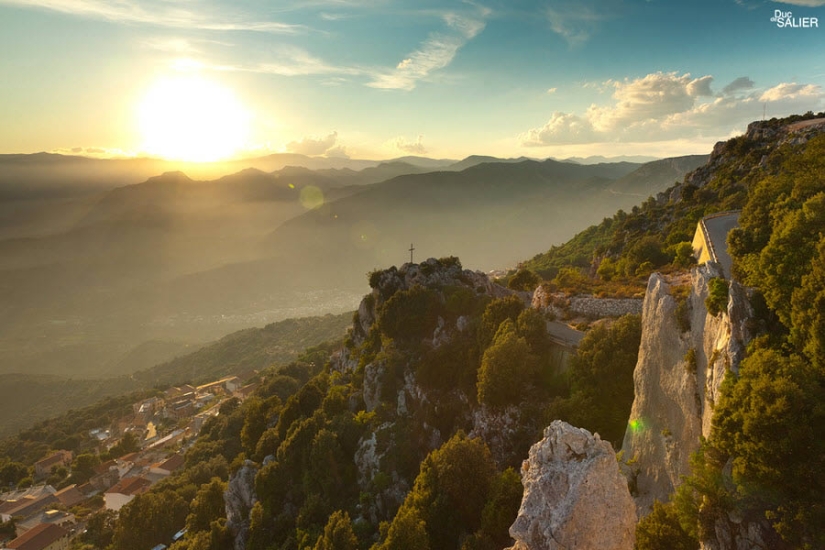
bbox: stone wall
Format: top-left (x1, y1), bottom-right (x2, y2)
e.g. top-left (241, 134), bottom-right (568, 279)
top-left (532, 285), bottom-right (643, 319)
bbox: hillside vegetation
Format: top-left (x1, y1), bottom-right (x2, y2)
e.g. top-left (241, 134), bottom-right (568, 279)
top-left (83, 257), bottom-right (642, 550)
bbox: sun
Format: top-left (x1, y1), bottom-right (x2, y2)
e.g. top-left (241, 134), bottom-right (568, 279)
top-left (137, 75), bottom-right (250, 162)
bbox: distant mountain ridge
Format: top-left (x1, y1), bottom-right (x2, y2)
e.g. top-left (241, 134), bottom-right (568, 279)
top-left (0, 153), bottom-right (701, 385)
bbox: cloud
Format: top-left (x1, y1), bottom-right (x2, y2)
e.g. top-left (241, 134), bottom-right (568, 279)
top-left (141, 38), bottom-right (200, 54)
top-left (286, 132), bottom-right (340, 156)
top-left (367, 8), bottom-right (487, 90)
top-left (547, 87), bottom-right (558, 94)
top-left (324, 145), bottom-right (350, 159)
top-left (518, 72), bottom-right (825, 146)
top-left (736, 0), bottom-right (825, 7)
top-left (198, 47), bottom-right (363, 77)
top-left (545, 0), bottom-right (620, 46)
top-left (759, 82), bottom-right (823, 101)
top-left (0, 0), bottom-right (305, 33)
top-left (772, 0), bottom-right (825, 6)
top-left (586, 72), bottom-right (714, 133)
top-left (722, 76), bottom-right (755, 95)
top-left (53, 146), bottom-right (136, 158)
top-left (391, 135), bottom-right (427, 155)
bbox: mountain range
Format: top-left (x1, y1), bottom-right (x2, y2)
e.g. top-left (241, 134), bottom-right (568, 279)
top-left (0, 152), bottom-right (706, 383)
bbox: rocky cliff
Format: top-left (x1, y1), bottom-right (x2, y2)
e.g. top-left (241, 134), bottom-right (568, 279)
top-left (225, 459), bottom-right (260, 550)
top-left (621, 263), bottom-right (753, 515)
top-left (507, 421), bottom-right (637, 550)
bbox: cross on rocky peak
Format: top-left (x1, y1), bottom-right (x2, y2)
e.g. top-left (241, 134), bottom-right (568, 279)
top-left (409, 243), bottom-right (415, 264)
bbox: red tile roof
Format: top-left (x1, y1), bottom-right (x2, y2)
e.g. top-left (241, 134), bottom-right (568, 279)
top-left (156, 454), bottom-right (185, 473)
top-left (6, 523), bottom-right (68, 550)
top-left (105, 476), bottom-right (151, 497)
top-left (54, 485), bottom-right (85, 507)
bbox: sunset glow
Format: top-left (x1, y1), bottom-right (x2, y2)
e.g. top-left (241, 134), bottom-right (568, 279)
top-left (137, 75), bottom-right (249, 162)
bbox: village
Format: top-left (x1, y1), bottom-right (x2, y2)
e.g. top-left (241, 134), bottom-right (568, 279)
top-left (0, 375), bottom-right (259, 550)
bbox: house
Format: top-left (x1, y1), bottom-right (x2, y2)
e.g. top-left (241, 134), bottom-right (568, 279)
top-left (33, 452), bottom-right (72, 480)
top-left (224, 376), bottom-right (242, 393)
top-left (15, 509), bottom-right (75, 537)
top-left (133, 397), bottom-right (162, 417)
top-left (88, 461), bottom-right (119, 492)
top-left (4, 523), bottom-right (69, 550)
top-left (0, 486), bottom-right (55, 505)
top-left (103, 477), bottom-right (151, 512)
top-left (53, 485), bottom-right (84, 508)
top-left (233, 383), bottom-right (259, 402)
top-left (148, 454), bottom-right (185, 477)
top-left (169, 401), bottom-right (194, 420)
top-left (0, 494), bottom-right (58, 523)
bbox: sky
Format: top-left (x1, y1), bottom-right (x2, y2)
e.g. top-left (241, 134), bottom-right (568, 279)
top-left (1, 0), bottom-right (824, 161)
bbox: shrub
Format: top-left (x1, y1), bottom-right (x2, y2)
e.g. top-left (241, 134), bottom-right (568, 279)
top-left (705, 278), bottom-right (728, 316)
top-left (635, 500), bottom-right (699, 550)
top-left (673, 241), bottom-right (697, 268)
top-left (508, 268), bottom-right (540, 291)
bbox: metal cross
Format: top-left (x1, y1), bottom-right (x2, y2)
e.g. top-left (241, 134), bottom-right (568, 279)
top-left (409, 243), bottom-right (415, 263)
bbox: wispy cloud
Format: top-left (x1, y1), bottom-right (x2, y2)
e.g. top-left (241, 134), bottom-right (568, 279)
top-left (390, 135), bottom-right (427, 154)
top-left (736, 0), bottom-right (825, 7)
top-left (519, 72), bottom-right (825, 146)
top-left (0, 0), bottom-right (306, 33)
top-left (367, 7), bottom-right (489, 91)
top-left (722, 76), bottom-right (755, 95)
top-left (772, 0), bottom-right (825, 6)
top-left (183, 47), bottom-right (363, 77)
top-left (545, 0), bottom-right (620, 46)
top-left (286, 131), bottom-right (341, 156)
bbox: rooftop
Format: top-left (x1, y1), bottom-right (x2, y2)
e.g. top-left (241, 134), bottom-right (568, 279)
top-left (6, 523), bottom-right (68, 550)
top-left (105, 476), bottom-right (151, 497)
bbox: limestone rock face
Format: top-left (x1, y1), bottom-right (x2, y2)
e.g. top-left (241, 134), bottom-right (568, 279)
top-left (225, 459), bottom-right (259, 550)
top-left (508, 421), bottom-right (636, 550)
top-left (621, 264), bottom-right (753, 516)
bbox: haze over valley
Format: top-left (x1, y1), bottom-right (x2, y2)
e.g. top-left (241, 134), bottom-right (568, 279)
top-left (0, 152), bottom-right (706, 382)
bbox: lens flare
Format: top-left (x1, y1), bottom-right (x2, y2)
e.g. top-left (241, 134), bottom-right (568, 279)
top-left (299, 186), bottom-right (324, 209)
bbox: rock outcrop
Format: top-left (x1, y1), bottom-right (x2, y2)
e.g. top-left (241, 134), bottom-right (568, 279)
top-left (225, 459), bottom-right (260, 550)
top-left (332, 257), bottom-right (521, 375)
top-left (621, 263), bottom-right (753, 516)
top-left (508, 421), bottom-right (636, 550)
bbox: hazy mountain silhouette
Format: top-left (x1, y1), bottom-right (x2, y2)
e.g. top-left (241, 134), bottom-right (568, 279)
top-left (0, 155), bottom-right (699, 381)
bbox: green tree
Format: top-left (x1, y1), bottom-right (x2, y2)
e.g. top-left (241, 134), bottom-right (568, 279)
top-left (377, 285), bottom-right (441, 341)
top-left (791, 236), bottom-right (825, 368)
top-left (479, 295), bottom-right (525, 348)
top-left (548, 315), bottom-right (641, 446)
top-left (635, 501), bottom-right (698, 550)
top-left (625, 236), bottom-right (668, 275)
top-left (314, 510), bottom-right (358, 550)
top-left (387, 433), bottom-right (496, 549)
top-left (186, 478), bottom-right (227, 534)
top-left (79, 509), bottom-right (117, 549)
top-left (705, 278), bottom-right (728, 317)
top-left (712, 348), bottom-right (825, 545)
top-left (672, 241), bottom-right (697, 269)
top-left (70, 453), bottom-right (101, 484)
top-left (477, 320), bottom-right (535, 408)
top-left (112, 491), bottom-right (189, 550)
top-left (507, 269), bottom-right (539, 291)
top-left (476, 468), bottom-right (523, 547)
top-left (109, 431), bottom-right (140, 458)
top-left (381, 507), bottom-right (429, 550)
